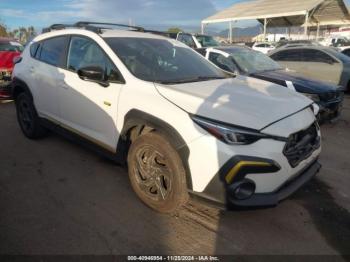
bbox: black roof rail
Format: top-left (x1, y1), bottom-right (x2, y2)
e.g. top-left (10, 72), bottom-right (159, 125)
top-left (42, 21), bottom-right (144, 34)
top-left (75, 21), bottom-right (144, 32)
top-left (42, 24), bottom-right (76, 33)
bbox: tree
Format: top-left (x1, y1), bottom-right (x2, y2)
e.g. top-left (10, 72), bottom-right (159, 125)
top-left (0, 21), bottom-right (8, 37)
top-left (167, 27), bottom-right (183, 33)
top-left (6, 26), bottom-right (37, 43)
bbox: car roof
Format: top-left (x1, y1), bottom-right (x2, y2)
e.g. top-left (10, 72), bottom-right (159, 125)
top-left (35, 28), bottom-right (171, 42)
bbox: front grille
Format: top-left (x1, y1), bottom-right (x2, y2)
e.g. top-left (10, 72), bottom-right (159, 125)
top-left (283, 123), bottom-right (320, 168)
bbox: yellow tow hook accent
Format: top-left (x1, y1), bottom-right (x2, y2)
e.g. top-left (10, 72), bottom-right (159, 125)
top-left (225, 161), bottom-right (272, 184)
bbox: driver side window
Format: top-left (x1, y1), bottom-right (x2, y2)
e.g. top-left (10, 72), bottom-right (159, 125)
top-left (67, 36), bottom-right (122, 82)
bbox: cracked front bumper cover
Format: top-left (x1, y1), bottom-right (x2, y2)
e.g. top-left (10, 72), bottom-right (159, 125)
top-left (0, 81), bottom-right (12, 99)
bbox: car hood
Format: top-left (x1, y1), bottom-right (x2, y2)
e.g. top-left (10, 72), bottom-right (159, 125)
top-left (155, 75), bottom-right (312, 130)
top-left (0, 51), bottom-right (21, 70)
top-left (250, 69), bottom-right (339, 93)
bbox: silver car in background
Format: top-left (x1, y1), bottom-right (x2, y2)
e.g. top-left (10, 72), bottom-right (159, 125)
top-left (269, 46), bottom-right (350, 91)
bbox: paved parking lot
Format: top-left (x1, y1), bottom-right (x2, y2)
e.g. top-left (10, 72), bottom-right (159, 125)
top-left (0, 97), bottom-right (350, 256)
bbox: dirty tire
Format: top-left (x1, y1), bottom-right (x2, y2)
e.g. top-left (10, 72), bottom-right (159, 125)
top-left (127, 132), bottom-right (189, 213)
top-left (16, 92), bottom-right (48, 139)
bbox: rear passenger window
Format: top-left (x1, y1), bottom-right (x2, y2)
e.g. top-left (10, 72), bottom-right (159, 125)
top-left (39, 36), bottom-right (68, 67)
top-left (271, 50), bottom-right (302, 62)
top-left (301, 49), bottom-right (336, 64)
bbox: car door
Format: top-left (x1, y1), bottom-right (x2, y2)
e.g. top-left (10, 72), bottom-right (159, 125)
top-left (58, 35), bottom-right (125, 152)
top-left (29, 36), bottom-right (69, 121)
top-left (300, 49), bottom-right (342, 85)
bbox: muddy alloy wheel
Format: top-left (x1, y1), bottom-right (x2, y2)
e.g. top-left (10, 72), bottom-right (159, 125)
top-left (134, 145), bottom-right (172, 201)
top-left (16, 92), bottom-right (48, 139)
top-left (127, 132), bottom-right (188, 213)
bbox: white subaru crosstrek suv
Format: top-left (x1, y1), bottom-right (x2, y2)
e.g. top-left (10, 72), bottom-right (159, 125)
top-left (11, 22), bottom-right (321, 213)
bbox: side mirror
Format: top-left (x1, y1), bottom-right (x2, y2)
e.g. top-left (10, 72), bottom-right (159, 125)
top-left (77, 66), bottom-right (109, 87)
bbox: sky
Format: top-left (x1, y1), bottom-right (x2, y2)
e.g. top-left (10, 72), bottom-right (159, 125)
top-left (0, 0), bottom-right (258, 31)
top-left (1, 0), bottom-right (350, 31)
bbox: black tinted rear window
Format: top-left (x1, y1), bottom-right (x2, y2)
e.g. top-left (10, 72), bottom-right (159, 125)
top-left (271, 49), bottom-right (302, 61)
top-left (39, 36), bottom-right (68, 67)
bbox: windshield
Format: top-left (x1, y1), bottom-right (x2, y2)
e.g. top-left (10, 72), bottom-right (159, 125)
top-left (195, 35), bottom-right (219, 47)
top-left (0, 42), bottom-right (23, 52)
top-left (230, 48), bottom-right (283, 74)
top-left (106, 37), bottom-right (228, 84)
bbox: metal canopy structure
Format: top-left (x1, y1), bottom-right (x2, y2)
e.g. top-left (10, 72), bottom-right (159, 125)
top-left (202, 0), bottom-right (350, 42)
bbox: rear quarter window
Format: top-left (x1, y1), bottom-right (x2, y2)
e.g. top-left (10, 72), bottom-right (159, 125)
top-left (30, 42), bottom-right (40, 57)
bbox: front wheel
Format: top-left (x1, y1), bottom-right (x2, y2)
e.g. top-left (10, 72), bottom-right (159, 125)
top-left (127, 132), bottom-right (189, 213)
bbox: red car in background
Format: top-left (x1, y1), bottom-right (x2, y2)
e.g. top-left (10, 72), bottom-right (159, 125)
top-left (0, 37), bottom-right (23, 99)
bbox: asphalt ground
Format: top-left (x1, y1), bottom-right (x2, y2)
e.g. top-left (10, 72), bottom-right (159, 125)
top-left (0, 97), bottom-right (349, 258)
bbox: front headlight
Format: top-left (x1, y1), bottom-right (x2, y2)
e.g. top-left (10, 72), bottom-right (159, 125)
top-left (191, 115), bottom-right (283, 145)
top-left (302, 93), bottom-right (320, 102)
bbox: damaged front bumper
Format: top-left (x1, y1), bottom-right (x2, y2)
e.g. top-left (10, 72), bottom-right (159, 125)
top-left (0, 71), bottom-right (12, 100)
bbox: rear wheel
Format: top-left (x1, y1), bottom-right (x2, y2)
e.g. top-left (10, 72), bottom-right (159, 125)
top-left (127, 132), bottom-right (188, 213)
top-left (16, 92), bottom-right (48, 139)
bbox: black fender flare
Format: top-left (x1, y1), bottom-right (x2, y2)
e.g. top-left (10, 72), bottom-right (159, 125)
top-left (11, 77), bottom-right (33, 100)
top-left (117, 109), bottom-right (193, 190)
